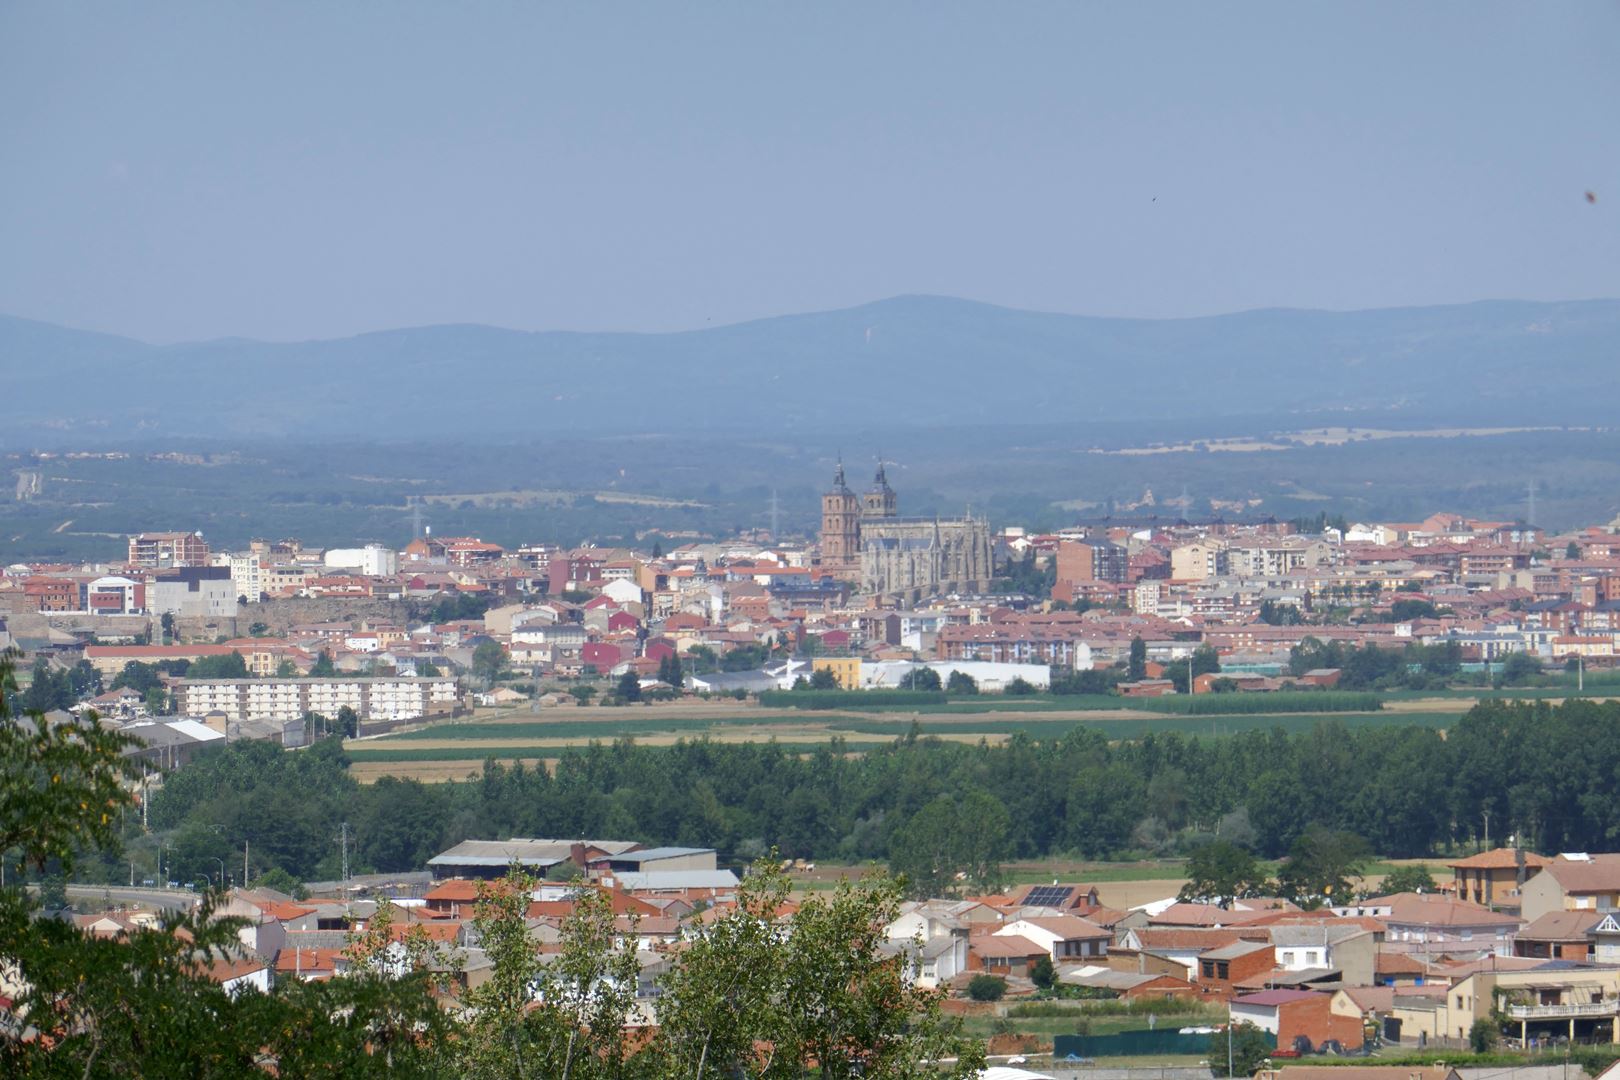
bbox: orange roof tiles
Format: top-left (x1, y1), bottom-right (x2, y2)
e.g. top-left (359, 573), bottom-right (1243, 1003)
top-left (1448, 847), bottom-right (1551, 871)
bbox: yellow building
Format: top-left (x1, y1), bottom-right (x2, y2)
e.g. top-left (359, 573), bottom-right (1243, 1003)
top-left (1390, 967), bottom-right (1620, 1046)
top-left (811, 657), bottom-right (862, 690)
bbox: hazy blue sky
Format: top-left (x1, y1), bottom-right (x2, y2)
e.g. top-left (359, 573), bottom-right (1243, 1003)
top-left (2, 3), bottom-right (1616, 343)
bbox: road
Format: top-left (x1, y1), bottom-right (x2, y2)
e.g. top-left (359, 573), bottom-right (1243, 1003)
top-left (64, 883), bottom-right (201, 911)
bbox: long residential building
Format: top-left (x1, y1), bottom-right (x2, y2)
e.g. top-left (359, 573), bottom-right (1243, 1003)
top-left (174, 677), bottom-right (460, 724)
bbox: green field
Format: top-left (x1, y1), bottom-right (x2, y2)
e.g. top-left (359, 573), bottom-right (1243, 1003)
top-left (386, 717), bottom-right (792, 741)
top-left (345, 742), bottom-right (848, 763)
top-left (368, 709), bottom-right (1465, 751)
top-left (831, 711), bottom-right (1462, 740)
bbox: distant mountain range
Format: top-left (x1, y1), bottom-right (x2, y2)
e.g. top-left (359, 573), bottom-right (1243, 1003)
top-left (4, 295), bottom-right (1618, 443)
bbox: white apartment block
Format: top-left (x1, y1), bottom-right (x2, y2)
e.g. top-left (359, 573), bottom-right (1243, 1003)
top-left (176, 677), bottom-right (460, 724)
top-left (215, 552), bottom-right (265, 602)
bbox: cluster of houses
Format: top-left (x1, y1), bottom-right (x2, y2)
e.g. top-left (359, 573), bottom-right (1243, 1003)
top-left (890, 847), bottom-right (1620, 1055)
top-left (35, 843), bottom-right (1620, 1064)
top-left (34, 838), bottom-right (746, 1010)
top-left (5, 509), bottom-right (1620, 759)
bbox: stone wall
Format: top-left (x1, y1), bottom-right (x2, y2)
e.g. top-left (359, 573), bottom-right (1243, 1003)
top-left (231, 596), bottom-right (420, 636)
top-left (4, 611), bottom-right (153, 644)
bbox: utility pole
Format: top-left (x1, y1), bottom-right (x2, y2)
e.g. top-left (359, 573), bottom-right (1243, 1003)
top-left (340, 822), bottom-right (350, 890)
top-left (1483, 809), bottom-right (1491, 852)
top-left (243, 840), bottom-right (249, 889)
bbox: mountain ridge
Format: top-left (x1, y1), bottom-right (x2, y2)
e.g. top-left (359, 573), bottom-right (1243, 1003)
top-left (4, 295), bottom-right (1619, 443)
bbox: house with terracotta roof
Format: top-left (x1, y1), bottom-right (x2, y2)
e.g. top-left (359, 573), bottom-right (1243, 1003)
top-left (1194, 940), bottom-right (1276, 999)
top-left (275, 942), bottom-right (346, 981)
top-left (1148, 901), bottom-right (1272, 929)
top-left (1361, 893), bottom-right (1522, 958)
top-left (968, 932), bottom-right (1048, 978)
top-left (1521, 854), bottom-right (1620, 922)
top-left (1117, 928), bottom-right (1246, 978)
top-left (1514, 910), bottom-right (1604, 961)
top-left (1373, 950), bottom-right (1430, 986)
top-left (201, 953), bottom-right (273, 996)
top-left (995, 915), bottom-right (1109, 963)
top-left (1449, 847), bottom-right (1548, 908)
top-left (1391, 962), bottom-right (1620, 1047)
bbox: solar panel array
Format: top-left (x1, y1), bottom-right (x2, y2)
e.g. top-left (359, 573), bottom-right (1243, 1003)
top-left (1022, 885), bottom-right (1073, 908)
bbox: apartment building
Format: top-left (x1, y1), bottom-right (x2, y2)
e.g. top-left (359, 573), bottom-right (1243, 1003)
top-left (174, 676), bottom-right (460, 724)
top-left (128, 531), bottom-right (210, 569)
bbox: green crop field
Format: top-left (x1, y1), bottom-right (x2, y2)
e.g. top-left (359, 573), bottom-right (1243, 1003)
top-left (371, 708), bottom-right (1464, 750)
top-left (345, 742), bottom-right (845, 763)
top-left (387, 717), bottom-right (792, 741)
top-left (830, 711), bottom-right (1462, 740)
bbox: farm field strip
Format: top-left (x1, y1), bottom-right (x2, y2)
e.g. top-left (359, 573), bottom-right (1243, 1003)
top-left (360, 709), bottom-right (1466, 749)
top-left (345, 740), bottom-right (862, 762)
top-left (346, 698), bottom-right (1477, 784)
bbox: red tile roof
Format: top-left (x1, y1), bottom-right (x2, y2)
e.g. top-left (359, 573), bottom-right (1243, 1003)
top-left (1448, 848), bottom-right (1551, 871)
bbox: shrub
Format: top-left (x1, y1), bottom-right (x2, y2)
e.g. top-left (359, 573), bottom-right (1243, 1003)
top-left (967, 974), bottom-right (1007, 1002)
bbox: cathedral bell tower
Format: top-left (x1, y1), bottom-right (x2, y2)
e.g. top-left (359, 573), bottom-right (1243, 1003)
top-left (820, 459), bottom-right (861, 579)
top-left (863, 459), bottom-right (897, 519)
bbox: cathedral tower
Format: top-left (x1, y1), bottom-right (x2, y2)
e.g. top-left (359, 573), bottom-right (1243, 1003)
top-left (862, 459), bottom-right (897, 519)
top-left (820, 459), bottom-right (861, 579)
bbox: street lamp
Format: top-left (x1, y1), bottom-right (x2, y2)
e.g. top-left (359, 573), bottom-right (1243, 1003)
top-left (211, 857), bottom-right (226, 891)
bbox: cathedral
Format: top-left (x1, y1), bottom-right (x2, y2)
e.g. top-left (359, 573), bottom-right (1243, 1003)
top-left (819, 459), bottom-right (993, 601)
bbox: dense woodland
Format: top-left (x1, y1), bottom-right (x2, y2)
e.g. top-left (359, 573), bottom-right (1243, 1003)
top-left (121, 699), bottom-right (1620, 892)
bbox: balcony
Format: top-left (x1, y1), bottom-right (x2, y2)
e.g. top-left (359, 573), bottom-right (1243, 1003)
top-left (1505, 1001), bottom-right (1620, 1020)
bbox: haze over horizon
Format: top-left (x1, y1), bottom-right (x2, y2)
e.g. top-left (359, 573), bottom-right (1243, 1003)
top-left (3, 2), bottom-right (1617, 345)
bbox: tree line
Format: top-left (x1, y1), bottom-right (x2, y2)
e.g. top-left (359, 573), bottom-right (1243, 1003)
top-left (122, 698), bottom-right (1620, 895)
